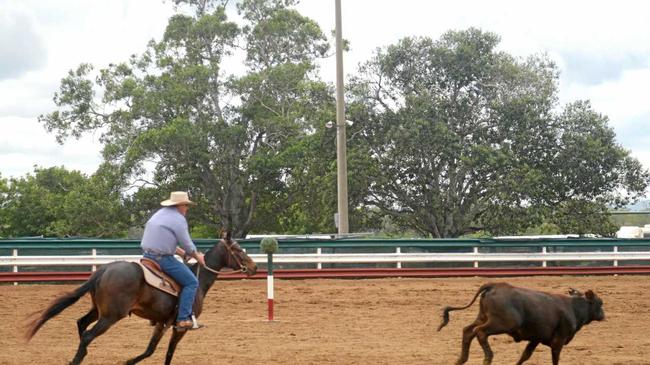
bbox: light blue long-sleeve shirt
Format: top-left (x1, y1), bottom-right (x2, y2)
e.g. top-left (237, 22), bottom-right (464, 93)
top-left (140, 207), bottom-right (197, 256)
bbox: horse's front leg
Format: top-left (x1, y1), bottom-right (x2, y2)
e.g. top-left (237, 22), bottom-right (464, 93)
top-left (164, 328), bottom-right (188, 365)
top-left (125, 322), bottom-right (168, 365)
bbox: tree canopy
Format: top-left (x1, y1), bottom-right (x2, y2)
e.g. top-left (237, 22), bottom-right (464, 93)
top-left (348, 28), bottom-right (649, 237)
top-left (4, 5), bottom-right (644, 239)
top-left (37, 0), bottom-right (339, 237)
top-left (0, 166), bottom-right (128, 237)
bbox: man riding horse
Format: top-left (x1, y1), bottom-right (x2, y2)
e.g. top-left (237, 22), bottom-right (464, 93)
top-left (141, 191), bottom-right (206, 330)
top-left (26, 190), bottom-right (258, 364)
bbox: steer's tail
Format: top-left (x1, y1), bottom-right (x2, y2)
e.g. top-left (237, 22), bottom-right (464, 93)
top-left (25, 267), bottom-right (104, 340)
top-left (437, 283), bottom-right (494, 331)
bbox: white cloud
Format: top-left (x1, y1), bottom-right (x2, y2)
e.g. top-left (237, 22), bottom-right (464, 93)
top-left (0, 75), bottom-right (58, 117)
top-left (0, 0), bottom-right (174, 178)
top-left (560, 69), bottom-right (650, 126)
top-left (0, 4), bottom-right (47, 80)
top-left (0, 117), bottom-right (102, 178)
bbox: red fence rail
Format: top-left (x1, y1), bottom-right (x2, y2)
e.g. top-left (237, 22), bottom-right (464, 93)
top-left (3, 265), bottom-right (650, 283)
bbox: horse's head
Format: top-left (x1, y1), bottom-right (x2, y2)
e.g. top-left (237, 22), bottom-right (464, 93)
top-left (206, 239), bottom-right (257, 276)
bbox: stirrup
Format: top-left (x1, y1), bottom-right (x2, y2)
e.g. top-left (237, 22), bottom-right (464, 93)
top-left (174, 321), bottom-right (204, 331)
top-left (174, 316), bottom-right (204, 331)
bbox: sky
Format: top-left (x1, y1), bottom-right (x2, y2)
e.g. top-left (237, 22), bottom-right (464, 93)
top-left (1, 0), bottom-right (649, 187)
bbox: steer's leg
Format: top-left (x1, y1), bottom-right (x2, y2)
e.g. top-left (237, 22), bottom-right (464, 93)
top-left (473, 319), bottom-right (514, 365)
top-left (474, 329), bottom-right (493, 365)
top-left (551, 347), bottom-right (562, 365)
top-left (516, 341), bottom-right (539, 365)
top-left (550, 337), bottom-right (564, 365)
top-left (456, 315), bottom-right (484, 365)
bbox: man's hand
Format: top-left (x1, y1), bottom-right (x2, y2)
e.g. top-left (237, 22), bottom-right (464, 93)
top-left (194, 252), bottom-right (206, 267)
top-left (175, 247), bottom-right (186, 257)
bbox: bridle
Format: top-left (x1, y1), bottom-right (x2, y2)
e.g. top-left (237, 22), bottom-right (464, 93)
top-left (199, 239), bottom-right (248, 276)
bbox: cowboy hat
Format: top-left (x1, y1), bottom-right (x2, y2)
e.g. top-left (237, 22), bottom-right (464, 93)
top-left (160, 191), bottom-right (196, 206)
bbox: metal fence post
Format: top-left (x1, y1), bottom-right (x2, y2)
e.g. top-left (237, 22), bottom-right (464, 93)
top-left (613, 246), bottom-right (618, 267)
top-left (542, 246), bottom-right (547, 268)
top-left (473, 246), bottom-right (479, 268)
top-left (396, 247), bottom-right (402, 269)
top-left (92, 249), bottom-right (97, 272)
top-left (317, 247), bottom-right (322, 269)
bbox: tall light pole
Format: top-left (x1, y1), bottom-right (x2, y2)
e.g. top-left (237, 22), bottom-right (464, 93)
top-left (334, 0), bottom-right (349, 234)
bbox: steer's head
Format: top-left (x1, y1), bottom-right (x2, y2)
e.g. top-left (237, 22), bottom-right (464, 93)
top-left (584, 290), bottom-right (605, 322)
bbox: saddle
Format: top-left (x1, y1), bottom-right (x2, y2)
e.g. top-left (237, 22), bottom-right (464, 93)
top-left (138, 258), bottom-right (181, 297)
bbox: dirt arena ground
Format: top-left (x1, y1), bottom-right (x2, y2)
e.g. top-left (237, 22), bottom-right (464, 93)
top-left (1, 275), bottom-right (649, 364)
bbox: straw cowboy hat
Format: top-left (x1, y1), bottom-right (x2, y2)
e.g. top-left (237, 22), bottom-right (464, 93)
top-left (160, 191), bottom-right (195, 206)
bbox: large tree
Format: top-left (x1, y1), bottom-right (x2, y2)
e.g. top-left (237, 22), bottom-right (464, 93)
top-left (38, 0), bottom-right (335, 237)
top-left (349, 28), bottom-right (649, 237)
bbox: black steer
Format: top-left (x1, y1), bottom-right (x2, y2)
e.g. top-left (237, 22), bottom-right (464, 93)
top-left (437, 283), bottom-right (605, 365)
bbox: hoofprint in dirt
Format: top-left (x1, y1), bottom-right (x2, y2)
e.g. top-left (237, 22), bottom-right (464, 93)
top-left (1, 275), bottom-right (648, 364)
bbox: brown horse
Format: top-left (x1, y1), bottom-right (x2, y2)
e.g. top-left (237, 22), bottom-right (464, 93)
top-left (26, 240), bottom-right (258, 365)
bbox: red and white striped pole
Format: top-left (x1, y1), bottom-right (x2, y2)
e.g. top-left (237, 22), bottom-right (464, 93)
top-left (260, 237), bottom-right (278, 322)
top-left (267, 251), bottom-right (274, 321)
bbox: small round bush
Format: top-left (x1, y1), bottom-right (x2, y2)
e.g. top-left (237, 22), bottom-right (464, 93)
top-left (260, 237), bottom-right (279, 254)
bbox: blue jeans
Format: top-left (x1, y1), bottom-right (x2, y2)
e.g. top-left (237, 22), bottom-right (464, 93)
top-left (144, 253), bottom-right (198, 322)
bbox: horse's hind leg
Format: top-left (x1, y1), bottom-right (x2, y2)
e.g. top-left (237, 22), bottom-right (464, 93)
top-left (126, 323), bottom-right (168, 365)
top-left (76, 307), bottom-right (98, 338)
top-left (69, 317), bottom-right (116, 365)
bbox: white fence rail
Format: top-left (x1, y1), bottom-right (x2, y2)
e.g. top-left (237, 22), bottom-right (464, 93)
top-left (2, 250), bottom-right (650, 270)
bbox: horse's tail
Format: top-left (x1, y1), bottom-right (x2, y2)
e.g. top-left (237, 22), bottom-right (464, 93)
top-left (25, 267), bottom-right (104, 340)
top-left (437, 283), bottom-right (494, 332)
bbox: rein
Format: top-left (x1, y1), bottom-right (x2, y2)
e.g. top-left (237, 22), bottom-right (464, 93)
top-left (195, 239), bottom-right (247, 279)
top-left (200, 263), bottom-right (244, 275)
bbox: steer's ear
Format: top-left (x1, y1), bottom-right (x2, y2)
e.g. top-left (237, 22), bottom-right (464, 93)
top-left (585, 290), bottom-right (595, 300)
top-left (568, 288), bottom-right (582, 296)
